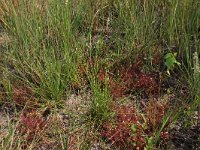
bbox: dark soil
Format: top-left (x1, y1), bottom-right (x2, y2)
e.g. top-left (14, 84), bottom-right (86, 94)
top-left (170, 125), bottom-right (200, 150)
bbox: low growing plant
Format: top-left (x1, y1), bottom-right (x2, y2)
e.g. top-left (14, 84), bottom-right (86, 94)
top-left (101, 99), bottom-right (170, 150)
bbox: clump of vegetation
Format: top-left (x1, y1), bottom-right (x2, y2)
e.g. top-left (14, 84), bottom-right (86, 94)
top-left (101, 100), bottom-right (170, 150)
top-left (17, 110), bottom-right (47, 144)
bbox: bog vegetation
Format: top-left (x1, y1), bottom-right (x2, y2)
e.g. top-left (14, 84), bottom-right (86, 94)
top-left (0, 0), bottom-right (200, 149)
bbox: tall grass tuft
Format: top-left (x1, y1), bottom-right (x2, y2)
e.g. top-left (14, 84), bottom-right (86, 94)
top-left (1, 0), bottom-right (79, 101)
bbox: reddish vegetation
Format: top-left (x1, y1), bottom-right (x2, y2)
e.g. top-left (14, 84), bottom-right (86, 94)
top-left (101, 100), bottom-right (170, 150)
top-left (17, 111), bottom-right (46, 142)
top-left (99, 62), bottom-right (159, 99)
top-left (145, 100), bottom-right (168, 131)
top-left (101, 106), bottom-right (144, 149)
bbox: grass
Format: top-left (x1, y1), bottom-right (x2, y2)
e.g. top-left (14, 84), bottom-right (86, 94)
top-left (0, 0), bottom-right (200, 149)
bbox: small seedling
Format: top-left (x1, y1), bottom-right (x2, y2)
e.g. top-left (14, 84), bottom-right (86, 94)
top-left (164, 52), bottom-right (181, 75)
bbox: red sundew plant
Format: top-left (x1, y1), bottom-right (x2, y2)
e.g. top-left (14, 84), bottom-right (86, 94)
top-left (145, 100), bottom-right (167, 131)
top-left (144, 100), bottom-right (170, 148)
top-left (98, 63), bottom-right (159, 99)
top-left (101, 101), bottom-right (170, 150)
top-left (17, 111), bottom-right (46, 142)
top-left (101, 106), bottom-right (145, 149)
